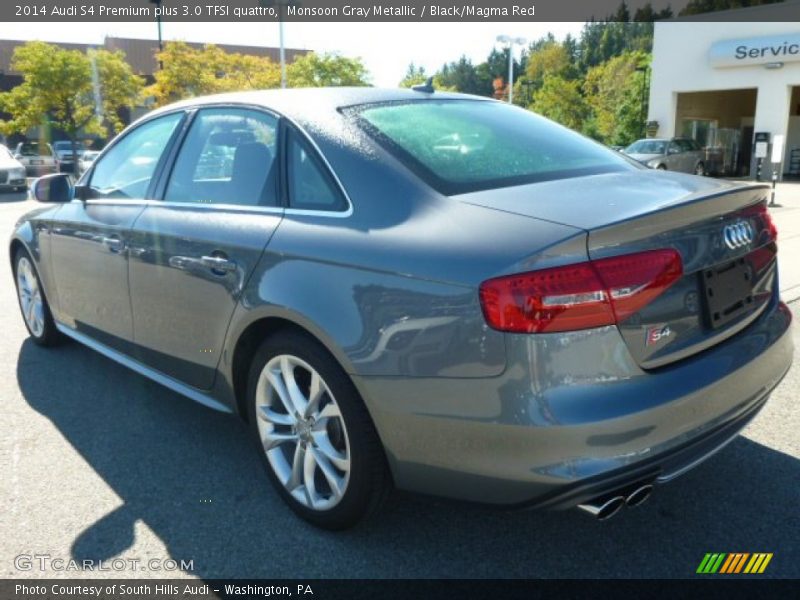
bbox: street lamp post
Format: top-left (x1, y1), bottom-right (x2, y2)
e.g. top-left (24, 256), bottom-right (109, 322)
top-left (148, 0), bottom-right (164, 69)
top-left (496, 35), bottom-right (526, 104)
top-left (635, 65), bottom-right (650, 139)
top-left (261, 0), bottom-right (298, 89)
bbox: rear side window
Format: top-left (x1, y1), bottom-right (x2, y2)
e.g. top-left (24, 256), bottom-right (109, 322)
top-left (286, 129), bottom-right (347, 211)
top-left (164, 108), bottom-right (279, 207)
top-left (352, 100), bottom-right (633, 195)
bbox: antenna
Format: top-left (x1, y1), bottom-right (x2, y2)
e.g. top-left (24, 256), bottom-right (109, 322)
top-left (411, 77), bottom-right (435, 94)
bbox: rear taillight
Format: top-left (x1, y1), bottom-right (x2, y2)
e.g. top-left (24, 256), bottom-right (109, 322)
top-left (762, 206), bottom-right (778, 242)
top-left (479, 249), bottom-right (683, 333)
top-left (741, 201), bottom-right (778, 242)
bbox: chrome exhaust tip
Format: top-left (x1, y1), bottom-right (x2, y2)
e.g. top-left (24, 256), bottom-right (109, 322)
top-left (577, 495), bottom-right (626, 521)
top-left (625, 484), bottom-right (654, 507)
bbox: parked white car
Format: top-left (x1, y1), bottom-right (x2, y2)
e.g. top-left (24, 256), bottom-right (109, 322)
top-left (78, 150), bottom-right (101, 175)
top-left (0, 145), bottom-right (27, 193)
top-left (13, 141), bottom-right (58, 177)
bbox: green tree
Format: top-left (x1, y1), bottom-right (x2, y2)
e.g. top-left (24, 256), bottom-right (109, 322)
top-left (146, 42), bottom-right (229, 106)
top-left (91, 49), bottom-right (146, 135)
top-left (287, 52), bottom-right (370, 87)
top-left (436, 56), bottom-right (486, 95)
top-left (218, 52), bottom-right (281, 92)
top-left (0, 41), bottom-right (142, 167)
top-left (399, 63), bottom-right (428, 87)
top-left (583, 51), bottom-right (649, 144)
top-left (146, 42), bottom-right (282, 106)
top-left (530, 75), bottom-right (588, 131)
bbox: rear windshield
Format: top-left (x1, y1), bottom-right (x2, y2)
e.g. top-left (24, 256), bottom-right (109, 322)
top-left (54, 141), bottom-right (85, 151)
top-left (351, 100), bottom-right (634, 195)
top-left (626, 140), bottom-right (667, 154)
top-left (18, 142), bottom-right (52, 157)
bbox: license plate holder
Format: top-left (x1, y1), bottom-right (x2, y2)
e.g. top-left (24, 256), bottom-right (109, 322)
top-left (702, 258), bottom-right (754, 329)
top-left (30, 160), bottom-right (42, 165)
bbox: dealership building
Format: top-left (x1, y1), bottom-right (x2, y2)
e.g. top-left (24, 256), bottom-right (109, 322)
top-left (647, 3), bottom-right (800, 180)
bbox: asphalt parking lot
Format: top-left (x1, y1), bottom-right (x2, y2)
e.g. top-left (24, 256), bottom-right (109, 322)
top-left (1, 188), bottom-right (798, 580)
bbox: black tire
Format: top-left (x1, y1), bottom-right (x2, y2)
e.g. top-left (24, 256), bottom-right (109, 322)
top-left (13, 248), bottom-right (64, 347)
top-left (694, 162), bottom-right (705, 176)
top-left (656, 164), bottom-right (667, 170)
top-left (246, 330), bottom-right (391, 530)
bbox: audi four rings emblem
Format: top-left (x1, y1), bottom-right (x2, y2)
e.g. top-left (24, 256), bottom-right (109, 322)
top-left (723, 220), bottom-right (754, 249)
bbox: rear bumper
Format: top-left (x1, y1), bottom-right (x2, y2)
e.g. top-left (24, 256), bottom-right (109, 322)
top-left (354, 299), bottom-right (793, 506)
top-left (24, 165), bottom-right (57, 176)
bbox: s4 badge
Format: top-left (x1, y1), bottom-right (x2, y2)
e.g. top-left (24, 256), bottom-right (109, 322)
top-left (646, 325), bottom-right (672, 347)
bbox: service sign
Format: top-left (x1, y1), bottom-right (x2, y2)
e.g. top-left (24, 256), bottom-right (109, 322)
top-left (709, 33), bottom-right (800, 68)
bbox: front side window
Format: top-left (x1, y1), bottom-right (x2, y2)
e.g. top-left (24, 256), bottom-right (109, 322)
top-left (353, 100), bottom-right (633, 195)
top-left (287, 129), bottom-right (346, 211)
top-left (89, 112), bottom-right (183, 199)
top-left (164, 108), bottom-right (279, 207)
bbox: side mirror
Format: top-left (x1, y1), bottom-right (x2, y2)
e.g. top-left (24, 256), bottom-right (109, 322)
top-left (31, 173), bottom-right (73, 203)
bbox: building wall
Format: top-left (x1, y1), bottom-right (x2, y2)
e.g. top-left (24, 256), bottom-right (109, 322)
top-left (649, 21), bottom-right (800, 177)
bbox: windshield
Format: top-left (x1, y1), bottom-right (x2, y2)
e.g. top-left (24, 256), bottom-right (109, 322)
top-left (0, 145), bottom-right (12, 160)
top-left (54, 141), bottom-right (85, 151)
top-left (352, 100), bottom-right (634, 195)
top-left (625, 140), bottom-right (667, 155)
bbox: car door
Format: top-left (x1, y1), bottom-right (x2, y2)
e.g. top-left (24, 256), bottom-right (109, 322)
top-left (665, 141), bottom-right (683, 170)
top-left (49, 111), bottom-right (185, 351)
top-left (127, 106), bottom-right (284, 390)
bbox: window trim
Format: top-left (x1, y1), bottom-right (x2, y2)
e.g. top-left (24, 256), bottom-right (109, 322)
top-left (84, 101), bottom-right (354, 217)
top-left (284, 123), bottom-right (349, 213)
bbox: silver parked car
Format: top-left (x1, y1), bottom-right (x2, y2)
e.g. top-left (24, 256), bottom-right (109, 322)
top-left (624, 137), bottom-right (706, 175)
top-left (77, 150), bottom-right (101, 176)
top-left (14, 141), bottom-right (59, 177)
top-left (52, 140), bottom-right (88, 174)
top-left (0, 144), bottom-right (27, 193)
top-left (10, 89), bottom-right (792, 529)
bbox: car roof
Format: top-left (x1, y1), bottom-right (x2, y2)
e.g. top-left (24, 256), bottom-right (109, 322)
top-left (143, 87), bottom-right (490, 127)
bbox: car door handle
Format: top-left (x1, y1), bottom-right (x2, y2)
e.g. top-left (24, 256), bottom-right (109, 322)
top-left (102, 236), bottom-right (125, 253)
top-left (200, 255), bottom-right (237, 273)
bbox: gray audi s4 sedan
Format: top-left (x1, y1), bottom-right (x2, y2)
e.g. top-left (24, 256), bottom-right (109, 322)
top-left (10, 88), bottom-right (793, 529)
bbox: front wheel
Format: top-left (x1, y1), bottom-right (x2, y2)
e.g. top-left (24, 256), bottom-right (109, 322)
top-left (694, 162), bottom-right (705, 176)
top-left (656, 164), bottom-right (667, 170)
top-left (246, 331), bottom-right (390, 529)
top-left (14, 249), bottom-right (63, 346)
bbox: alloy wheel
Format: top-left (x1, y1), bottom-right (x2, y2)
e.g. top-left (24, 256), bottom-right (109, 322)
top-left (17, 257), bottom-right (45, 338)
top-left (254, 354), bottom-right (351, 511)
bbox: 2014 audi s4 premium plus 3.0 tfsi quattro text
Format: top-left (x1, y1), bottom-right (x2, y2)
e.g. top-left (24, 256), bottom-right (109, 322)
top-left (10, 88), bottom-right (793, 529)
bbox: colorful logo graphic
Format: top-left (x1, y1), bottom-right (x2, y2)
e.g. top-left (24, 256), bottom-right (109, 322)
top-left (696, 553), bottom-right (773, 574)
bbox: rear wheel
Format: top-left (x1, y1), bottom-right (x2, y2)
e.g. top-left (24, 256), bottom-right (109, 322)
top-left (656, 164), bottom-right (667, 170)
top-left (694, 162), bottom-right (705, 176)
top-left (14, 249), bottom-right (63, 346)
top-left (246, 331), bottom-right (390, 529)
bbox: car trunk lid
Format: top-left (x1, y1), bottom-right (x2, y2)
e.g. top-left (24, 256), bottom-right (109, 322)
top-left (460, 171), bottom-right (777, 368)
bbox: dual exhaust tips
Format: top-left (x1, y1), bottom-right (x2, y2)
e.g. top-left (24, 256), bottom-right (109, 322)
top-left (577, 483), bottom-right (654, 521)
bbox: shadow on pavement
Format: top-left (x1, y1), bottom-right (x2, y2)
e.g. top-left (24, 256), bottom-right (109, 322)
top-left (16, 338), bottom-right (800, 578)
